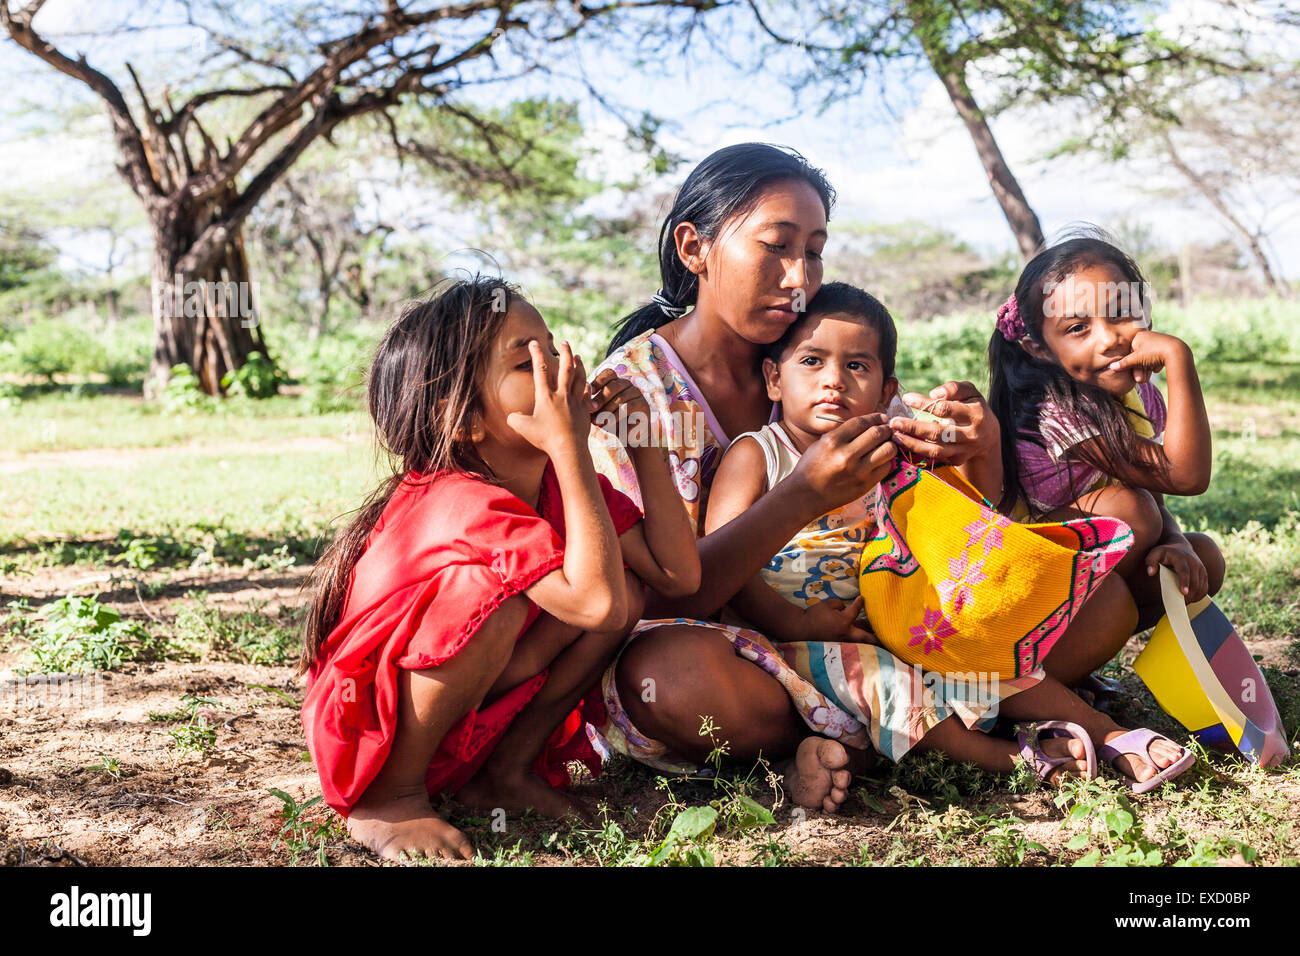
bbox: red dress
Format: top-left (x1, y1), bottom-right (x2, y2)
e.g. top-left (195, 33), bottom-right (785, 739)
top-left (301, 462), bottom-right (642, 816)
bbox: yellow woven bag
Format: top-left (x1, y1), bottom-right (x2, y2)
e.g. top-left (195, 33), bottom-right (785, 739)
top-left (858, 460), bottom-right (1133, 679)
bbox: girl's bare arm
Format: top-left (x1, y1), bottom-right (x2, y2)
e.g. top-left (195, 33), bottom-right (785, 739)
top-left (616, 443), bottom-right (700, 598)
top-left (1082, 332), bottom-right (1212, 496)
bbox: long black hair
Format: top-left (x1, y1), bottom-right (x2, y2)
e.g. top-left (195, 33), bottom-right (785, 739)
top-left (607, 142), bottom-right (835, 355)
top-left (988, 232), bottom-right (1157, 517)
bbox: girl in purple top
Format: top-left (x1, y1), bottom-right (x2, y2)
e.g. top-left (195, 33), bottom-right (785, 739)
top-left (987, 233), bottom-right (1226, 633)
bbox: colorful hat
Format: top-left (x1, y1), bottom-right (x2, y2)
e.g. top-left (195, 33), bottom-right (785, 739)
top-left (1134, 566), bottom-right (1289, 767)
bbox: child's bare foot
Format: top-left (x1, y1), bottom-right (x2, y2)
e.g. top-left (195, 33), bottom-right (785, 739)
top-left (346, 786), bottom-right (474, 862)
top-left (1102, 729), bottom-right (1186, 784)
top-left (457, 765), bottom-right (592, 824)
top-left (780, 737), bottom-right (856, 813)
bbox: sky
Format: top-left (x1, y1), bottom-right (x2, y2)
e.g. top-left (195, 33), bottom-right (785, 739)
top-left (1, 0), bottom-right (1295, 284)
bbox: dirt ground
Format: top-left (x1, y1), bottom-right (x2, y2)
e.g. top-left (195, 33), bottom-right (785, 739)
top-left (2, 562), bottom-right (1297, 867)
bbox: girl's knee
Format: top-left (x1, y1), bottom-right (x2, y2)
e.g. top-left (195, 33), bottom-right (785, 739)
top-left (1186, 532), bottom-right (1226, 596)
top-left (1101, 486), bottom-right (1162, 552)
top-left (474, 594), bottom-right (531, 656)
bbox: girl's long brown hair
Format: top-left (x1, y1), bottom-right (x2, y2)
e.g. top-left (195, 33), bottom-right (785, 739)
top-left (298, 275), bottom-right (517, 674)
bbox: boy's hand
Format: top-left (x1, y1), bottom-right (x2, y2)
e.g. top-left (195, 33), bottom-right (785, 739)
top-left (588, 368), bottom-right (650, 432)
top-left (506, 341), bottom-right (592, 456)
top-left (1109, 330), bottom-right (1191, 384)
top-left (800, 596), bottom-right (877, 643)
top-left (1146, 540), bottom-right (1209, 602)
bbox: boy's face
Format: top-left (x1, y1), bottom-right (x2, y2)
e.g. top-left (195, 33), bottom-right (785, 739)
top-left (762, 312), bottom-right (897, 436)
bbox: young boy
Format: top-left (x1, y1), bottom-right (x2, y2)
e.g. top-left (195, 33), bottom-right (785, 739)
top-left (705, 282), bottom-right (899, 642)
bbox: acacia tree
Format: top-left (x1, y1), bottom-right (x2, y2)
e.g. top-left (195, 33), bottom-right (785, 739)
top-left (1044, 3), bottom-right (1299, 292)
top-left (2, 0), bottom-right (716, 395)
top-left (745, 0), bottom-right (1239, 261)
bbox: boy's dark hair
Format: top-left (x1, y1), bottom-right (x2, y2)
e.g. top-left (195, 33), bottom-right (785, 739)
top-left (299, 274), bottom-right (518, 673)
top-left (764, 282), bottom-right (898, 380)
top-left (608, 142), bottom-right (836, 355)
top-left (987, 227), bottom-right (1157, 517)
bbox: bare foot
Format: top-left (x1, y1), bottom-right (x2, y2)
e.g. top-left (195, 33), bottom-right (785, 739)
top-left (780, 737), bottom-right (856, 813)
top-left (346, 786), bottom-right (474, 862)
top-left (1103, 730), bottom-right (1186, 784)
top-left (456, 766), bottom-right (592, 824)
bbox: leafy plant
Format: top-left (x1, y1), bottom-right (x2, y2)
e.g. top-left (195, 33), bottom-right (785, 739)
top-left (172, 592), bottom-right (302, 665)
top-left (268, 789), bottom-right (338, 866)
top-left (22, 595), bottom-right (155, 673)
top-left (160, 364), bottom-right (215, 413)
top-left (221, 351), bottom-right (285, 399)
top-left (1055, 777), bottom-right (1164, 866)
top-left (150, 693), bottom-right (221, 755)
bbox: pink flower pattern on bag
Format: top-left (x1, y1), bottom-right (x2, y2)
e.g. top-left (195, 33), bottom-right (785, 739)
top-left (908, 606), bottom-right (956, 655)
top-left (963, 505), bottom-right (1011, 557)
top-left (936, 552), bottom-right (987, 614)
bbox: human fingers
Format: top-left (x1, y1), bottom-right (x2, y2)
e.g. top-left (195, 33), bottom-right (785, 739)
top-left (822, 413), bottom-right (880, 446)
top-left (842, 416), bottom-right (892, 457)
top-left (590, 378), bottom-right (640, 416)
top-left (589, 367), bottom-right (618, 390)
top-left (1163, 551), bottom-right (1193, 596)
top-left (861, 439), bottom-right (898, 480)
top-left (556, 341), bottom-right (573, 395)
top-left (889, 416), bottom-right (972, 450)
top-left (846, 625), bottom-right (878, 644)
top-left (569, 351), bottom-right (588, 401)
top-left (912, 380), bottom-right (981, 404)
top-left (527, 340), bottom-right (550, 401)
top-left (890, 428), bottom-right (956, 465)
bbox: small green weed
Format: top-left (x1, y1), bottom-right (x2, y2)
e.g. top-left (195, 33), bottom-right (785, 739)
top-left (21, 595), bottom-right (159, 673)
top-left (150, 693), bottom-right (221, 755)
top-left (268, 789), bottom-right (340, 866)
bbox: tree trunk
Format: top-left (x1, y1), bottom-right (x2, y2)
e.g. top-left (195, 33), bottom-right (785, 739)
top-left (929, 60), bottom-right (1046, 261)
top-left (147, 221), bottom-right (266, 398)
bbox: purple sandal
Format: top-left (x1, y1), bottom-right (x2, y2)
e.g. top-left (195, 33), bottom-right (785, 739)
top-left (1016, 721), bottom-right (1098, 784)
top-left (1099, 728), bottom-right (1196, 794)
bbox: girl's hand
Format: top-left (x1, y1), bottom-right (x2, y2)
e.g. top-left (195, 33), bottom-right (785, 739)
top-left (792, 413), bottom-right (896, 514)
top-left (890, 381), bottom-right (1000, 467)
top-left (588, 368), bottom-right (650, 433)
top-left (506, 340), bottom-right (591, 456)
top-left (1108, 330), bottom-right (1192, 384)
top-left (801, 596), bottom-right (877, 643)
top-left (1146, 540), bottom-right (1209, 602)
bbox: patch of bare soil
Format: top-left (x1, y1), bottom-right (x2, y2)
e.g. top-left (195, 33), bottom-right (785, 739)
top-left (1, 563), bottom-right (1297, 867)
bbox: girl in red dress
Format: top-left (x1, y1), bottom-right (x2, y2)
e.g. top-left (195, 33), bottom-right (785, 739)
top-left (299, 276), bottom-right (699, 862)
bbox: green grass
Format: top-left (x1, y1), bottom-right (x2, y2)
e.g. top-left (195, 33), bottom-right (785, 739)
top-left (0, 444), bottom-right (376, 552)
top-left (0, 389), bottom-right (369, 454)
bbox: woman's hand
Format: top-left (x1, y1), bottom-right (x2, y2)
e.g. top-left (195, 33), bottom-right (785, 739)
top-left (588, 368), bottom-right (650, 434)
top-left (800, 596), bottom-right (878, 644)
top-left (1108, 330), bottom-right (1192, 384)
top-left (790, 413), bottom-right (896, 516)
top-left (889, 381), bottom-right (1000, 467)
top-left (506, 341), bottom-right (591, 456)
top-left (1146, 540), bottom-right (1209, 602)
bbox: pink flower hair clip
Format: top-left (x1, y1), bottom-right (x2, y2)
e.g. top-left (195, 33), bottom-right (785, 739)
top-left (996, 295), bottom-right (1025, 342)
